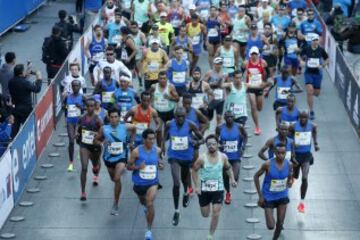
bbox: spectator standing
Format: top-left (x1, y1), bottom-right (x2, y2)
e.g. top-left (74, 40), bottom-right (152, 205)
top-left (0, 52), bottom-right (16, 101)
top-left (8, 64), bottom-right (42, 138)
top-left (54, 10), bottom-right (83, 50)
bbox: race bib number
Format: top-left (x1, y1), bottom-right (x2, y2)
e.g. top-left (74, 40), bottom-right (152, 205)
top-left (154, 97), bottom-right (169, 111)
top-left (102, 91), bottom-right (114, 103)
top-left (224, 141), bottom-right (238, 153)
top-left (93, 52), bottom-right (104, 62)
top-left (285, 151), bottom-right (291, 161)
top-left (305, 32), bottom-right (318, 42)
top-left (307, 58), bottom-right (320, 68)
top-left (192, 35), bottom-right (200, 45)
top-left (249, 74), bottom-right (262, 87)
top-left (223, 57), bottom-right (233, 68)
top-left (108, 142), bottom-right (124, 155)
top-left (136, 123), bottom-right (148, 135)
top-left (232, 104), bottom-right (244, 115)
top-left (200, 9), bottom-right (209, 19)
top-left (182, 52), bottom-right (188, 60)
top-left (67, 104), bottom-right (81, 118)
top-left (282, 120), bottom-right (296, 126)
top-left (112, 34), bottom-right (121, 44)
top-left (201, 180), bottom-right (219, 192)
top-left (295, 132), bottom-right (312, 146)
top-left (81, 130), bottom-right (96, 144)
top-left (213, 89), bottom-right (224, 100)
top-left (171, 19), bottom-right (182, 27)
top-left (277, 87), bottom-right (290, 100)
top-left (140, 165), bottom-right (157, 180)
top-left (192, 94), bottom-right (204, 109)
top-left (173, 71), bottom-right (186, 83)
top-left (270, 178), bottom-right (287, 192)
top-left (121, 49), bottom-right (128, 60)
top-left (208, 28), bottom-right (218, 37)
top-left (148, 62), bottom-right (160, 72)
top-left (287, 44), bottom-right (297, 54)
top-left (171, 136), bottom-right (189, 151)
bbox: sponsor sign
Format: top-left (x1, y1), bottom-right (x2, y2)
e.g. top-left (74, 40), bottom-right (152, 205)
top-left (0, 150), bottom-right (14, 228)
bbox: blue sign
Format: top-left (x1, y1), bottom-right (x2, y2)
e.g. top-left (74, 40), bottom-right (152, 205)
top-left (11, 112), bottom-right (37, 203)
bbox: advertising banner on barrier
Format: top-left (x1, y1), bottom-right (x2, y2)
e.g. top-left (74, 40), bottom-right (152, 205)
top-left (324, 32), bottom-right (337, 82)
top-left (35, 87), bottom-right (54, 158)
top-left (11, 113), bottom-right (36, 203)
top-left (53, 60), bottom-right (68, 124)
top-left (25, 0), bottom-right (45, 14)
top-left (0, 150), bottom-right (14, 228)
top-left (0, 0), bottom-right (26, 34)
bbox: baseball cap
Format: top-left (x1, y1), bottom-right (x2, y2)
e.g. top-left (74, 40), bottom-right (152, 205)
top-left (249, 46), bottom-right (259, 56)
top-left (160, 11), bottom-right (167, 17)
top-left (224, 35), bottom-right (232, 41)
top-left (213, 57), bottom-right (223, 64)
top-left (189, 4), bottom-right (196, 10)
top-left (119, 75), bottom-right (131, 83)
top-left (93, 94), bottom-right (101, 103)
top-left (250, 23), bottom-right (257, 29)
top-left (192, 66), bottom-right (201, 73)
top-left (149, 38), bottom-right (160, 45)
top-left (311, 34), bottom-right (319, 41)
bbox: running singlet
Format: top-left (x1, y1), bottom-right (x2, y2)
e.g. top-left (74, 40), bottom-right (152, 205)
top-left (206, 18), bottom-right (221, 43)
top-left (133, 0), bottom-right (150, 25)
top-left (225, 83), bottom-right (247, 118)
top-left (187, 23), bottom-right (202, 55)
top-left (168, 58), bottom-right (188, 87)
top-left (89, 36), bottom-right (106, 63)
top-left (133, 105), bottom-right (152, 144)
top-left (219, 123), bottom-right (243, 160)
top-left (153, 83), bottom-right (176, 113)
top-left (103, 123), bottom-right (127, 162)
top-left (99, 79), bottom-right (117, 109)
top-left (246, 60), bottom-right (265, 88)
top-left (284, 36), bottom-right (299, 59)
top-left (107, 22), bottom-right (122, 45)
top-left (167, 119), bottom-right (194, 161)
top-left (294, 121), bottom-right (313, 153)
top-left (220, 46), bottom-right (236, 74)
top-left (78, 115), bottom-right (100, 147)
top-left (232, 16), bottom-right (249, 43)
top-left (246, 35), bottom-right (263, 58)
top-left (280, 107), bottom-right (299, 126)
top-left (132, 145), bottom-right (159, 186)
top-left (175, 36), bottom-right (190, 60)
top-left (262, 158), bottom-right (289, 201)
top-left (267, 136), bottom-right (293, 161)
top-left (275, 76), bottom-right (293, 103)
top-left (186, 107), bottom-right (200, 128)
top-left (66, 94), bottom-right (83, 124)
top-left (208, 71), bottom-right (224, 101)
top-left (199, 152), bottom-right (224, 192)
top-left (144, 49), bottom-right (163, 81)
top-left (188, 81), bottom-right (207, 109)
top-left (114, 88), bottom-right (137, 121)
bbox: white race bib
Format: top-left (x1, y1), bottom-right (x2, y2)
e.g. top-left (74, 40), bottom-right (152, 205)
top-left (93, 52), bottom-right (105, 62)
top-left (154, 97), bottom-right (169, 111)
top-left (111, 34), bottom-right (121, 44)
top-left (201, 179), bottom-right (219, 192)
top-left (136, 123), bottom-right (148, 135)
top-left (277, 87), bottom-right (291, 100)
top-left (192, 94), bottom-right (204, 109)
top-left (232, 104), bottom-right (244, 115)
top-left (148, 62), bottom-right (160, 72)
top-left (282, 120), bottom-right (296, 126)
top-left (270, 178), bottom-right (287, 192)
top-left (224, 141), bottom-right (238, 153)
top-left (171, 19), bottom-right (182, 27)
top-left (173, 71), bottom-right (186, 83)
top-left (121, 49), bottom-right (128, 60)
top-left (287, 44), bottom-right (297, 54)
top-left (285, 151), bottom-right (291, 161)
top-left (102, 91), bottom-right (114, 103)
top-left (67, 104), bottom-right (81, 118)
top-left (108, 142), bottom-right (124, 155)
top-left (295, 132), bottom-right (312, 146)
top-left (249, 74), bottom-right (262, 87)
top-left (213, 89), bottom-right (224, 100)
top-left (81, 130), bottom-right (96, 144)
top-left (171, 136), bottom-right (189, 150)
top-left (307, 58), bottom-right (320, 68)
top-left (223, 57), bottom-right (233, 68)
top-left (139, 165), bottom-right (157, 180)
top-left (305, 32), bottom-right (318, 42)
top-left (208, 28), bottom-right (218, 37)
top-left (192, 35), bottom-right (200, 45)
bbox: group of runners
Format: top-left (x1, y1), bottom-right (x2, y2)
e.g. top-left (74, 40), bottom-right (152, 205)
top-left (60, 0), bottom-right (327, 239)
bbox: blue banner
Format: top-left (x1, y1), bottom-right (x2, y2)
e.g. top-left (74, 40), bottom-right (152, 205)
top-left (25, 0), bottom-right (46, 14)
top-left (10, 112), bottom-right (37, 203)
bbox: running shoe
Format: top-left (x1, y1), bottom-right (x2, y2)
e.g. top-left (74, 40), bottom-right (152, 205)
top-left (188, 187), bottom-right (193, 196)
top-left (310, 111), bottom-right (315, 120)
top-left (111, 204), bottom-right (119, 216)
top-left (224, 192), bottom-right (232, 205)
top-left (297, 203), bottom-right (305, 213)
top-left (80, 192), bottom-right (87, 201)
top-left (183, 194), bottom-right (190, 208)
top-left (93, 176), bottom-right (99, 186)
top-left (145, 230), bottom-right (152, 240)
top-left (207, 235), bottom-right (213, 240)
top-left (254, 127), bottom-right (262, 135)
top-left (172, 212), bottom-right (180, 226)
top-left (67, 162), bottom-right (74, 172)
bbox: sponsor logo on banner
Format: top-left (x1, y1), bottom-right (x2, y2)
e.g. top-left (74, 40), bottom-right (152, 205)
top-left (336, 64), bottom-right (345, 91)
top-left (353, 93), bottom-right (359, 127)
top-left (35, 87), bottom-right (54, 158)
top-left (55, 84), bottom-right (62, 117)
top-left (0, 150), bottom-right (14, 228)
top-left (11, 113), bottom-right (36, 203)
top-left (325, 33), bottom-right (336, 82)
top-left (347, 81), bottom-right (352, 111)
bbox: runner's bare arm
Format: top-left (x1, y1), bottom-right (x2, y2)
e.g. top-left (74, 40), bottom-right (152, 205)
top-left (258, 138), bottom-right (274, 161)
top-left (223, 155), bottom-right (236, 186)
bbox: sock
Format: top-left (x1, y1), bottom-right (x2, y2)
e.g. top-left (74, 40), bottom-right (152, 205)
top-left (175, 209), bottom-right (180, 213)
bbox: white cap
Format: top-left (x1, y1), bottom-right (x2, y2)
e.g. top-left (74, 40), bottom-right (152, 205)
top-left (189, 4), bottom-right (196, 10)
top-left (119, 75), bottom-right (131, 83)
top-left (249, 46), bottom-right (260, 56)
top-left (311, 34), bottom-right (320, 41)
top-left (149, 38), bottom-right (160, 45)
top-left (261, 0), bottom-right (269, 2)
top-left (160, 11), bottom-right (167, 17)
top-left (213, 57), bottom-right (223, 64)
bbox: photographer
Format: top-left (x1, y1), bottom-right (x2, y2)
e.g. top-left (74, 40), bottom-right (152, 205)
top-left (8, 64), bottom-right (42, 138)
top-left (54, 10), bottom-right (83, 50)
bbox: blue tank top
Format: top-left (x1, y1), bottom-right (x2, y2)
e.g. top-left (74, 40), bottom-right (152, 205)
top-left (294, 121), bottom-right (313, 153)
top-left (89, 36), bottom-right (106, 59)
top-left (219, 123), bottom-right (243, 161)
top-left (186, 108), bottom-right (200, 128)
top-left (175, 36), bottom-right (189, 49)
top-left (206, 19), bottom-right (221, 42)
top-left (280, 107), bottom-right (299, 126)
top-left (267, 136), bottom-right (293, 161)
top-left (167, 119), bottom-right (194, 161)
top-left (168, 58), bottom-right (188, 87)
top-left (66, 94), bottom-right (83, 124)
top-left (246, 35), bottom-right (263, 58)
top-left (132, 145), bottom-right (159, 186)
top-left (84, 0), bottom-right (102, 11)
top-left (103, 124), bottom-right (127, 162)
top-left (100, 79), bottom-right (117, 109)
top-left (275, 76), bottom-right (293, 103)
top-left (284, 37), bottom-right (298, 59)
top-left (114, 88), bottom-right (137, 113)
top-left (262, 158), bottom-right (289, 201)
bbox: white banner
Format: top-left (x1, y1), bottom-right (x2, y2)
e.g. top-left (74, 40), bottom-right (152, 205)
top-left (324, 30), bottom-right (337, 83)
top-left (0, 150), bottom-right (14, 228)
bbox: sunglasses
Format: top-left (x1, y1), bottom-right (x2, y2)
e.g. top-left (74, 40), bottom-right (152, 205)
top-left (106, 53), bottom-right (114, 56)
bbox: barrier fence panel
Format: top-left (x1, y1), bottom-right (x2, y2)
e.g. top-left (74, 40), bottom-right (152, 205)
top-left (53, 60), bottom-right (69, 125)
top-left (35, 87), bottom-right (55, 159)
top-left (10, 112), bottom-right (37, 204)
top-left (0, 150), bottom-right (14, 229)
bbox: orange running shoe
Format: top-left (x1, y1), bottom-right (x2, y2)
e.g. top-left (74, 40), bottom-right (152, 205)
top-left (224, 192), bottom-right (232, 205)
top-left (254, 127), bottom-right (262, 135)
top-left (297, 202), bottom-right (305, 213)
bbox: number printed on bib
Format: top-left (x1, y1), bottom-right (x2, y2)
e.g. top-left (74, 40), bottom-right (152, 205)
top-left (305, 32), bottom-right (318, 42)
top-left (171, 136), bottom-right (189, 150)
top-left (139, 165), bottom-right (157, 180)
top-left (232, 104), bottom-right (244, 115)
top-left (223, 57), bottom-right (233, 68)
top-left (148, 62), bottom-right (160, 72)
top-left (108, 142), bottom-right (124, 155)
top-left (192, 35), bottom-right (201, 45)
top-left (102, 91), bottom-right (114, 103)
top-left (81, 130), bottom-right (96, 144)
top-left (136, 123), bottom-right (148, 135)
top-left (208, 28), bottom-right (218, 37)
top-left (213, 89), bottom-right (224, 100)
top-left (173, 71), bottom-right (186, 83)
top-left (67, 104), bottom-right (81, 118)
top-left (287, 44), bottom-right (297, 54)
top-left (307, 58), bottom-right (320, 68)
top-left (201, 180), bottom-right (219, 192)
top-left (277, 87), bottom-right (290, 100)
top-left (295, 132), bottom-right (312, 146)
top-left (192, 94), bottom-right (204, 109)
top-left (200, 9), bottom-right (209, 19)
top-left (285, 151), bottom-right (291, 161)
top-left (154, 97), bottom-right (169, 111)
top-left (270, 178), bottom-right (287, 192)
top-left (93, 52), bottom-right (105, 62)
top-left (249, 74), bottom-right (262, 87)
top-left (224, 141), bottom-right (238, 153)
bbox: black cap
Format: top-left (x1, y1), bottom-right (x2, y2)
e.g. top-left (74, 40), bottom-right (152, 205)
top-left (250, 23), bottom-right (257, 29)
top-left (192, 66), bottom-right (201, 73)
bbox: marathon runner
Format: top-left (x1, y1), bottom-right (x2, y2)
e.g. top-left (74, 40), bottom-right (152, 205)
top-left (192, 134), bottom-right (237, 240)
top-left (216, 111), bottom-right (247, 204)
top-left (167, 46), bottom-right (189, 96)
top-left (254, 144), bottom-right (293, 240)
top-left (215, 35), bottom-right (239, 76)
top-left (206, 6), bottom-right (221, 68)
top-left (128, 128), bottom-right (164, 240)
top-left (171, 25), bottom-right (193, 62)
top-left (113, 75), bottom-right (137, 122)
top-left (93, 66), bottom-right (118, 110)
top-left (61, 62), bottom-right (86, 96)
top-left (186, 14), bottom-right (206, 72)
top-left (275, 94), bottom-right (300, 127)
top-left (232, 6), bottom-right (251, 60)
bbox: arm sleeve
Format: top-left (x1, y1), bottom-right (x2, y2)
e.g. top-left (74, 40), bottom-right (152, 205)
top-left (26, 79), bottom-right (42, 93)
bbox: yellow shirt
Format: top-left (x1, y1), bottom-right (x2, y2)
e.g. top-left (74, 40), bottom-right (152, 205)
top-left (143, 48), bottom-right (167, 81)
top-left (156, 22), bottom-right (174, 46)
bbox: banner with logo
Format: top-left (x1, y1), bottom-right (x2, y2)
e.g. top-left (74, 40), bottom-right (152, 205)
top-left (52, 60), bottom-right (68, 125)
top-left (324, 32), bottom-right (337, 82)
top-left (35, 87), bottom-right (54, 158)
top-left (0, 150), bottom-right (14, 228)
top-left (11, 113), bottom-right (37, 203)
